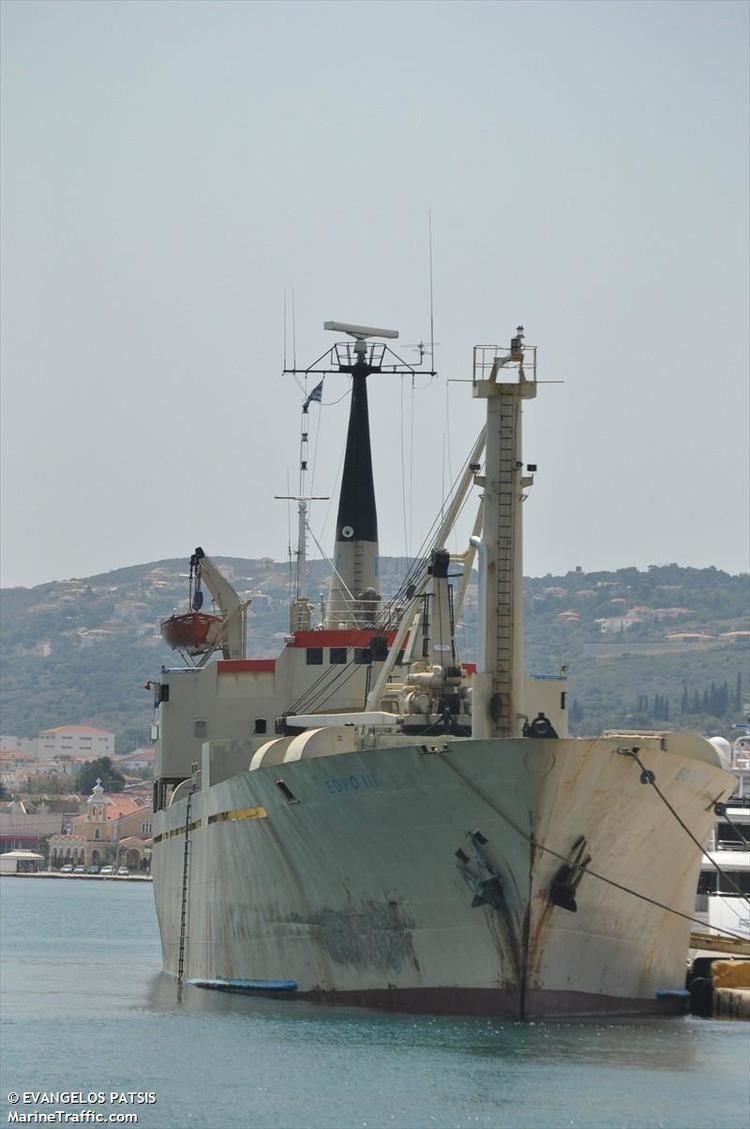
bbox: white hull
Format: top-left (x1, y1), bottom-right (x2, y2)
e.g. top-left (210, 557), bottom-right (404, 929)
top-left (152, 735), bottom-right (731, 1017)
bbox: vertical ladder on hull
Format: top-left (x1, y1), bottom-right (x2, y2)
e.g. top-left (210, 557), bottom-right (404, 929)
top-left (176, 772), bottom-right (196, 984)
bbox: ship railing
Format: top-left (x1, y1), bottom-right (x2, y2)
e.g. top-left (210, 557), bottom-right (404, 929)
top-left (472, 344), bottom-right (537, 386)
top-left (333, 342), bottom-right (386, 369)
top-left (324, 597), bottom-right (381, 630)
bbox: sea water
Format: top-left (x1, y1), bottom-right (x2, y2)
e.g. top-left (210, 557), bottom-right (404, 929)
top-left (1, 879), bottom-right (747, 1129)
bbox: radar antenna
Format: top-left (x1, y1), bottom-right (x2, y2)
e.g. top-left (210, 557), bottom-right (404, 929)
top-left (282, 320), bottom-right (437, 382)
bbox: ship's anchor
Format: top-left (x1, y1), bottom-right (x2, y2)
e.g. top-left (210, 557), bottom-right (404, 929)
top-left (549, 835), bottom-right (591, 913)
top-left (455, 830), bottom-right (506, 911)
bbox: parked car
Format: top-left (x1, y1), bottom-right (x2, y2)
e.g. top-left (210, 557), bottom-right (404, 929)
top-left (60, 864), bottom-right (73, 873)
top-left (73, 866), bottom-right (85, 874)
top-left (100, 865), bottom-right (115, 875)
top-left (87, 865), bottom-right (100, 874)
top-left (116, 867), bottom-right (130, 876)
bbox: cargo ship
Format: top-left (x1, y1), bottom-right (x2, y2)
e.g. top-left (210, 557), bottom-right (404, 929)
top-left (149, 322), bottom-right (735, 1017)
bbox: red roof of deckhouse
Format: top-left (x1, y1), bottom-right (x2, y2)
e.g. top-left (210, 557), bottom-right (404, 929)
top-left (288, 630), bottom-right (397, 648)
top-left (216, 631), bottom-right (399, 675)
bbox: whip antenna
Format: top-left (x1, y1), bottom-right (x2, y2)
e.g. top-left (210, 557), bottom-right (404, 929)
top-left (428, 209), bottom-right (435, 367)
top-left (292, 288), bottom-right (297, 370)
top-left (283, 288), bottom-right (288, 371)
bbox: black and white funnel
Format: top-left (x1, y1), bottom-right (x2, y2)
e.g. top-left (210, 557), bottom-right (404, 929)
top-left (323, 322), bottom-right (398, 627)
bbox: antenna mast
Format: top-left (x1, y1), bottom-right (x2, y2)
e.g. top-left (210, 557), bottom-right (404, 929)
top-left (428, 210), bottom-right (435, 370)
top-left (275, 398), bottom-right (328, 604)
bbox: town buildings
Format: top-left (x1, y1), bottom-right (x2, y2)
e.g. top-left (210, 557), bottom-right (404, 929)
top-left (48, 780), bottom-right (152, 871)
top-left (1, 725), bottom-right (117, 789)
top-left (36, 724), bottom-right (115, 761)
top-left (0, 798), bottom-right (64, 852)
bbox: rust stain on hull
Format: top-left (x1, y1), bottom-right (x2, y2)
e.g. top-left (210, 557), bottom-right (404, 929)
top-left (291, 900), bottom-right (418, 973)
top-left (482, 879), bottom-right (523, 989)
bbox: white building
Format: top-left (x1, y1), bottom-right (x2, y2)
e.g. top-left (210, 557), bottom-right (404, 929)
top-left (0, 736), bottom-right (40, 758)
top-left (37, 726), bottom-right (115, 762)
top-left (0, 850), bottom-right (44, 874)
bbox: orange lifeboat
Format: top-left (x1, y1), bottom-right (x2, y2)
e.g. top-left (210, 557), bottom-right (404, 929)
top-left (160, 612), bottom-right (223, 656)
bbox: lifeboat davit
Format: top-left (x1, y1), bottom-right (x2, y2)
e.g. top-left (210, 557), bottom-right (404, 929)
top-left (160, 612), bottom-right (223, 656)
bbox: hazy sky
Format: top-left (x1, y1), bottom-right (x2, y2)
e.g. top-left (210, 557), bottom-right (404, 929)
top-left (1, 0), bottom-right (748, 589)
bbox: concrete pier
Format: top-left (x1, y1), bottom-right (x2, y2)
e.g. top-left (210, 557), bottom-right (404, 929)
top-left (0, 870), bottom-right (152, 881)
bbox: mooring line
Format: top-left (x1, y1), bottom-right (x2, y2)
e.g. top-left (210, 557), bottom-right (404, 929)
top-left (621, 748), bottom-right (749, 905)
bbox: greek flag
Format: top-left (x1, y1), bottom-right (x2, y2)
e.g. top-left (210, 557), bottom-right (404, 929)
top-left (303, 380), bottom-right (324, 410)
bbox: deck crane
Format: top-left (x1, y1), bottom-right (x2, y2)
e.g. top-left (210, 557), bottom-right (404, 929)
top-left (160, 547), bottom-right (249, 665)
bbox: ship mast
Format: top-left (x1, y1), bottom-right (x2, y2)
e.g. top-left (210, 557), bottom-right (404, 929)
top-left (471, 330), bottom-right (537, 740)
top-left (323, 322), bottom-right (392, 628)
top-left (275, 396), bottom-right (328, 627)
top-left (283, 320), bottom-right (435, 630)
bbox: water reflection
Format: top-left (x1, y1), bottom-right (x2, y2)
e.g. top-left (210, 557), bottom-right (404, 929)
top-left (2, 879), bottom-right (748, 1129)
top-left (145, 970), bottom-right (715, 1076)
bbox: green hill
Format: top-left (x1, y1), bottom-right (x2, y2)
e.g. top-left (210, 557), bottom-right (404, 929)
top-left (1, 558), bottom-right (747, 749)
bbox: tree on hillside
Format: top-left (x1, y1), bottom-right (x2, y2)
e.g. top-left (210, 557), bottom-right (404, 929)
top-left (75, 757), bottom-right (125, 795)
